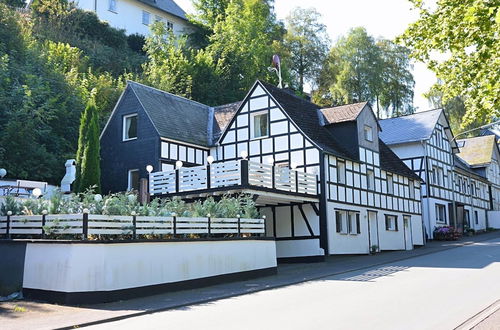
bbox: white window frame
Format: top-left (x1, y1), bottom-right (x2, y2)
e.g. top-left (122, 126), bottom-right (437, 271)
top-left (385, 215), bottom-right (398, 231)
top-left (337, 161), bottom-right (346, 184)
top-left (367, 169), bottom-right (375, 191)
top-left (250, 111), bottom-right (269, 139)
top-left (364, 125), bottom-right (373, 142)
top-left (409, 180), bottom-right (415, 199)
top-left (108, 0), bottom-right (117, 12)
top-left (435, 203), bottom-right (446, 223)
top-left (335, 210), bottom-right (348, 234)
top-left (142, 10), bottom-right (151, 25)
top-left (348, 212), bottom-right (360, 235)
top-left (123, 114), bottom-right (138, 141)
top-left (387, 174), bottom-right (394, 194)
top-left (127, 169), bottom-right (139, 191)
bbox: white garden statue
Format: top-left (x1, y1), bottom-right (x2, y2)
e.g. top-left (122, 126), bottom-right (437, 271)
top-left (61, 159), bottom-right (76, 193)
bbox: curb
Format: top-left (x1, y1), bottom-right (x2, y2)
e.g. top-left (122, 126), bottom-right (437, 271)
top-left (454, 299), bottom-right (500, 330)
top-left (57, 233), bottom-right (499, 329)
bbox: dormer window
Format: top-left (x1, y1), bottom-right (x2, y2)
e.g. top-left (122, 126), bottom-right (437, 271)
top-left (251, 111), bottom-right (269, 139)
top-left (108, 0), bottom-right (117, 12)
top-left (142, 10), bottom-right (151, 25)
top-left (123, 114), bottom-right (137, 141)
top-left (364, 125), bottom-right (373, 142)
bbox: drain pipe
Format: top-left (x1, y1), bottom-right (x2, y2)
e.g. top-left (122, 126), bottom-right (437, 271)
top-left (422, 140), bottom-right (432, 240)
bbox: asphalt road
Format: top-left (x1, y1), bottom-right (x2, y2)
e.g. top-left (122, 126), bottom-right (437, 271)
top-left (85, 237), bottom-right (500, 330)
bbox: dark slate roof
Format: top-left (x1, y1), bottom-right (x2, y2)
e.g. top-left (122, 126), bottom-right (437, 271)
top-left (258, 81), bottom-right (420, 180)
top-left (259, 81), bottom-right (355, 160)
top-left (128, 81), bottom-right (211, 146)
top-left (321, 102), bottom-right (368, 124)
top-left (379, 109), bottom-right (442, 145)
top-left (379, 141), bottom-right (421, 180)
top-left (213, 101), bottom-right (241, 135)
top-left (137, 0), bottom-right (187, 20)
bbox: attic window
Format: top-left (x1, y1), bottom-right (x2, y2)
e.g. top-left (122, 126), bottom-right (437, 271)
top-left (108, 0), bottom-right (117, 12)
top-left (142, 10), bottom-right (151, 25)
top-left (364, 125), bottom-right (373, 142)
top-left (251, 111), bottom-right (269, 139)
top-left (123, 114), bottom-right (138, 141)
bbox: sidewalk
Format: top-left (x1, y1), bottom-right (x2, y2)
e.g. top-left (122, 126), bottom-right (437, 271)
top-left (1, 231), bottom-right (499, 330)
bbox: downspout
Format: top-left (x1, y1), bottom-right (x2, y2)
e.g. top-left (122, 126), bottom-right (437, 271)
top-left (319, 151), bottom-right (329, 255)
top-left (451, 155), bottom-right (457, 229)
top-left (422, 140), bottom-right (432, 240)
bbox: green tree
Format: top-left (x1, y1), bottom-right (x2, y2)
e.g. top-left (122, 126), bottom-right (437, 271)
top-left (399, 0), bottom-right (499, 127)
top-left (314, 27), bottom-right (414, 118)
top-left (0, 0), bottom-right (25, 8)
top-left (75, 96), bottom-right (101, 193)
top-left (283, 7), bottom-right (330, 93)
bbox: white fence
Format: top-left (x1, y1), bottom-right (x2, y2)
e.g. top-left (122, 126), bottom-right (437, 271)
top-left (150, 160), bottom-right (317, 196)
top-left (0, 214), bottom-right (265, 238)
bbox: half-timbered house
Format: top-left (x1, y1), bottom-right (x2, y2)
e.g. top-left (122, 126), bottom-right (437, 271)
top-left (101, 80), bottom-right (424, 261)
top-left (380, 109), bottom-right (491, 238)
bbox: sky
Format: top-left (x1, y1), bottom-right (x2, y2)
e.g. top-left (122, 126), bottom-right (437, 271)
top-left (175, 0), bottom-right (437, 111)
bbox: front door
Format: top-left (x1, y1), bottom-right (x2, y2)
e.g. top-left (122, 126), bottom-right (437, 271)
top-left (403, 215), bottom-right (413, 250)
top-left (368, 211), bottom-right (379, 253)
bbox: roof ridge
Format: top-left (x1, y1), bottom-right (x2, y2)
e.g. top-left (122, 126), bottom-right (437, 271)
top-left (381, 108), bottom-right (443, 121)
top-left (321, 101), bottom-right (368, 110)
top-left (127, 80), bottom-right (210, 110)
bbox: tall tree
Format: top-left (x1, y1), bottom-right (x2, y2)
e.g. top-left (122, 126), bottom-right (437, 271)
top-left (314, 27), bottom-right (414, 118)
top-left (283, 7), bottom-right (330, 93)
top-left (399, 0), bottom-right (499, 127)
top-left (75, 95), bottom-right (101, 193)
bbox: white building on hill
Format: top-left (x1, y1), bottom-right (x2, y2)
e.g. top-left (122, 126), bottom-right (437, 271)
top-left (75, 0), bottom-right (191, 36)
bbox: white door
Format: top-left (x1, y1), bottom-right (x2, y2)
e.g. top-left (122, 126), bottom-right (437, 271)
top-left (368, 211), bottom-right (379, 253)
top-left (404, 216), bottom-right (413, 250)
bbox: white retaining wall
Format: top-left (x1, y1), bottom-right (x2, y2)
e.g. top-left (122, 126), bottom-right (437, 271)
top-left (23, 240), bottom-right (276, 293)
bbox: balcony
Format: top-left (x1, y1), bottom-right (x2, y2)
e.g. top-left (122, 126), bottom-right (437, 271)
top-left (149, 160), bottom-right (318, 202)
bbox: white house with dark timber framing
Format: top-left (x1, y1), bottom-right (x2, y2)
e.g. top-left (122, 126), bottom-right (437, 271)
top-left (100, 80), bottom-right (425, 261)
top-left (380, 109), bottom-right (491, 238)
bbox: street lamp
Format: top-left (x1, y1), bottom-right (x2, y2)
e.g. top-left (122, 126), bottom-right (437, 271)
top-left (146, 165), bottom-right (154, 174)
top-left (176, 160), bottom-right (183, 169)
top-left (265, 156), bottom-right (274, 165)
top-left (32, 188), bottom-right (42, 199)
top-left (240, 150), bottom-right (248, 160)
top-left (0, 168), bottom-right (6, 178)
top-left (207, 155), bottom-right (214, 164)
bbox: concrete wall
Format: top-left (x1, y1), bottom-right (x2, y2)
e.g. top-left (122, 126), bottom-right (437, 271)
top-left (22, 239), bottom-right (276, 294)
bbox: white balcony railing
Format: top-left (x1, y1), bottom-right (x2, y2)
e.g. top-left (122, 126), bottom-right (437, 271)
top-left (149, 160), bottom-right (318, 197)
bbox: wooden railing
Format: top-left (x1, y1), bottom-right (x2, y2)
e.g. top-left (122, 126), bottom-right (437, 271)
top-left (0, 213), bottom-right (265, 239)
top-left (149, 160), bottom-right (318, 196)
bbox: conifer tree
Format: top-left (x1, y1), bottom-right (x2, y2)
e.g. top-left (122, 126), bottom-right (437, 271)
top-left (75, 95), bottom-right (101, 193)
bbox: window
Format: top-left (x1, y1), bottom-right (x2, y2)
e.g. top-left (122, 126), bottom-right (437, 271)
top-left (155, 15), bottom-right (164, 23)
top-left (337, 161), bottom-right (346, 184)
top-left (364, 125), bottom-right (373, 142)
top-left (348, 212), bottom-right (361, 234)
top-left (435, 204), bottom-right (446, 223)
top-left (387, 174), bottom-right (393, 194)
top-left (464, 210), bottom-right (470, 227)
top-left (142, 10), bottom-right (151, 25)
top-left (251, 112), bottom-right (269, 139)
top-left (167, 21), bottom-right (174, 30)
top-left (474, 211), bottom-right (479, 225)
top-left (432, 166), bottom-right (442, 185)
top-left (367, 169), bottom-right (375, 191)
top-left (409, 180), bottom-right (415, 199)
top-left (335, 211), bottom-right (346, 234)
top-left (385, 215), bottom-right (398, 231)
top-left (128, 169), bottom-right (139, 191)
top-left (123, 114), bottom-right (138, 141)
top-left (108, 0), bottom-right (116, 12)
